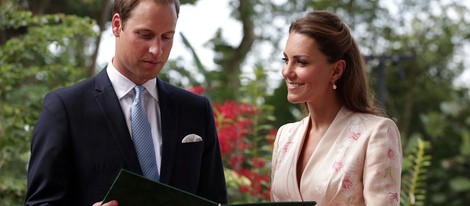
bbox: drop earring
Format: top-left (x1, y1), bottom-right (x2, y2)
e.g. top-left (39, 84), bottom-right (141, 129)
top-left (332, 82), bottom-right (337, 90)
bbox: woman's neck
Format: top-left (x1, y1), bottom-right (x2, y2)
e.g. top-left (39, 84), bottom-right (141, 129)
top-left (307, 100), bottom-right (343, 131)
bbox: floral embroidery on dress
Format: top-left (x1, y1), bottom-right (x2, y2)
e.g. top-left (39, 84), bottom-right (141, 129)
top-left (281, 141), bottom-right (293, 154)
top-left (388, 192), bottom-right (399, 203)
top-left (330, 116), bottom-right (401, 205)
top-left (276, 140), bottom-right (293, 168)
top-left (375, 125), bottom-right (401, 205)
top-left (342, 178), bottom-right (353, 190)
top-left (387, 148), bottom-right (396, 161)
top-left (342, 117), bottom-right (366, 148)
top-left (348, 132), bottom-right (361, 140)
top-left (340, 176), bottom-right (361, 206)
top-left (333, 161), bottom-right (344, 172)
top-left (347, 117), bottom-right (366, 139)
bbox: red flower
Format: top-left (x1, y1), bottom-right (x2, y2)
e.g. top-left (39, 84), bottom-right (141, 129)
top-left (187, 86), bottom-right (206, 94)
top-left (212, 99), bottom-right (273, 201)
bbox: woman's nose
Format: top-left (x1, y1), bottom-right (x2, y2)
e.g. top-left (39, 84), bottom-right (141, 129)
top-left (282, 64), bottom-right (295, 79)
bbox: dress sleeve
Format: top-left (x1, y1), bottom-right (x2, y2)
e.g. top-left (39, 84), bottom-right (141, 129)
top-left (270, 124), bottom-right (287, 201)
top-left (271, 125), bottom-right (285, 185)
top-left (363, 118), bottom-right (403, 206)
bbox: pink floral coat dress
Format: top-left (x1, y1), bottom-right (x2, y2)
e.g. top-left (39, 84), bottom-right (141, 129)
top-left (270, 107), bottom-right (402, 206)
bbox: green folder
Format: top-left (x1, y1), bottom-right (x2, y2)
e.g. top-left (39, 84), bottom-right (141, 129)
top-left (102, 169), bottom-right (316, 206)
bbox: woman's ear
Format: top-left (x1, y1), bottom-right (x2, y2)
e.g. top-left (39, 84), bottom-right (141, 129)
top-left (332, 59), bottom-right (346, 81)
top-left (111, 13), bottom-right (122, 37)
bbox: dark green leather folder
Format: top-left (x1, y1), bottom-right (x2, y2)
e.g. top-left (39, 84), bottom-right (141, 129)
top-left (102, 169), bottom-right (316, 206)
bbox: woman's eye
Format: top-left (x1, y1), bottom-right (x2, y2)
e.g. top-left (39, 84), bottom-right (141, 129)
top-left (281, 57), bottom-right (288, 63)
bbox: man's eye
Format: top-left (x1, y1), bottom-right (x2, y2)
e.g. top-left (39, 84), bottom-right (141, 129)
top-left (163, 35), bottom-right (173, 40)
top-left (162, 33), bottom-right (175, 40)
top-left (137, 32), bottom-right (153, 39)
top-left (141, 35), bottom-right (152, 39)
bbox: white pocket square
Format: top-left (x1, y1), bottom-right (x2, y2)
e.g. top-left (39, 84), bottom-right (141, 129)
top-left (181, 134), bottom-right (203, 143)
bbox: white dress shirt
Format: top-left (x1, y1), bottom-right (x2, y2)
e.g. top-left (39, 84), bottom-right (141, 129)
top-left (106, 59), bottom-right (162, 173)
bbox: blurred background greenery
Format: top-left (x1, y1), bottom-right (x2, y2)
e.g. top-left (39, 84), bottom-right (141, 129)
top-left (1, 0), bottom-right (469, 205)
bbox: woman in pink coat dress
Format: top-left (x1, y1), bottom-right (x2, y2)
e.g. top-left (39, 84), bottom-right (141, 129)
top-left (270, 11), bottom-right (402, 206)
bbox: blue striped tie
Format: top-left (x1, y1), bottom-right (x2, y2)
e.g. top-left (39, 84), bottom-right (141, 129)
top-left (131, 85), bottom-right (159, 181)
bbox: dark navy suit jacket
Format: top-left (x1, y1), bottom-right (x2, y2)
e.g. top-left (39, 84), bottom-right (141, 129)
top-left (25, 69), bottom-right (227, 205)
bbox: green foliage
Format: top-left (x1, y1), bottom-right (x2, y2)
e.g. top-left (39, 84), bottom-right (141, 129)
top-left (422, 94), bottom-right (470, 205)
top-left (0, 3), bottom-right (98, 205)
top-left (223, 168), bottom-right (251, 199)
top-left (401, 137), bottom-right (431, 206)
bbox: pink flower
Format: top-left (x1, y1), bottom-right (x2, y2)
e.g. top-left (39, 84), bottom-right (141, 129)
top-left (281, 141), bottom-right (292, 153)
top-left (333, 161), bottom-right (344, 172)
top-left (387, 148), bottom-right (396, 160)
top-left (342, 179), bottom-right (353, 190)
top-left (388, 192), bottom-right (399, 202)
top-left (348, 132), bottom-right (361, 140)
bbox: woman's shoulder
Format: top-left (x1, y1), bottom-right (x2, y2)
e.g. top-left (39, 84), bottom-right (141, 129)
top-left (345, 108), bottom-right (397, 126)
top-left (344, 111), bottom-right (400, 141)
top-left (277, 116), bottom-right (309, 137)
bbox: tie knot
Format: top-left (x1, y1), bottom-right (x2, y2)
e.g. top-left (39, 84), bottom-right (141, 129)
top-left (134, 85), bottom-right (144, 102)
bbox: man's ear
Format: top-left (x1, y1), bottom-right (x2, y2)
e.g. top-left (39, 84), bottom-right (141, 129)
top-left (111, 13), bottom-right (122, 37)
top-left (332, 59), bottom-right (346, 81)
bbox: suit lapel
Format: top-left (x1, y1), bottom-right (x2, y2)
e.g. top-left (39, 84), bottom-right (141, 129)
top-left (157, 78), bottom-right (179, 183)
top-left (94, 69), bottom-right (142, 173)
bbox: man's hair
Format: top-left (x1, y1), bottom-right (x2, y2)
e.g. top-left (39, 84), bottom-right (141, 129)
top-left (113, 0), bottom-right (180, 29)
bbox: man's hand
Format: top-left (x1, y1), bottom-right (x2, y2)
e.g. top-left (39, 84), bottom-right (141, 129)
top-left (92, 200), bottom-right (118, 206)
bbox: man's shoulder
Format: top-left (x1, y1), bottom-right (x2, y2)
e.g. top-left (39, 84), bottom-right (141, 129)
top-left (45, 71), bottom-right (107, 102)
top-left (52, 77), bottom-right (94, 94)
top-left (157, 79), bottom-right (206, 100)
top-left (53, 69), bottom-right (108, 94)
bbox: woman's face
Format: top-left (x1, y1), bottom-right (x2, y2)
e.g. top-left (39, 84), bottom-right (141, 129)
top-left (281, 32), bottom-right (336, 104)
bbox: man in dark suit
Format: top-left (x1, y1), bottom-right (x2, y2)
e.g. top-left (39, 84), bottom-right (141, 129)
top-left (24, 0), bottom-right (227, 205)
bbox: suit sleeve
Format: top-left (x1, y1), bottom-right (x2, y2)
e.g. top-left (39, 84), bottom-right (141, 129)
top-left (363, 118), bottom-right (403, 206)
top-left (25, 91), bottom-right (73, 205)
top-left (196, 96), bottom-right (228, 204)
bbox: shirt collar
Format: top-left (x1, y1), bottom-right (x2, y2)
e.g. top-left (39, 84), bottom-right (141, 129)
top-left (106, 58), bottom-right (159, 102)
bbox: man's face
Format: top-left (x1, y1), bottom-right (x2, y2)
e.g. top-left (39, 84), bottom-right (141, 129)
top-left (111, 1), bottom-right (178, 84)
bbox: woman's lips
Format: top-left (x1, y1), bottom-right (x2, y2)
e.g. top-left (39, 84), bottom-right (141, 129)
top-left (286, 82), bottom-right (305, 89)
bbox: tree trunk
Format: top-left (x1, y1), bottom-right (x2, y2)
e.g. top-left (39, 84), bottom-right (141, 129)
top-left (89, 0), bottom-right (113, 77)
top-left (219, 0), bottom-right (256, 99)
